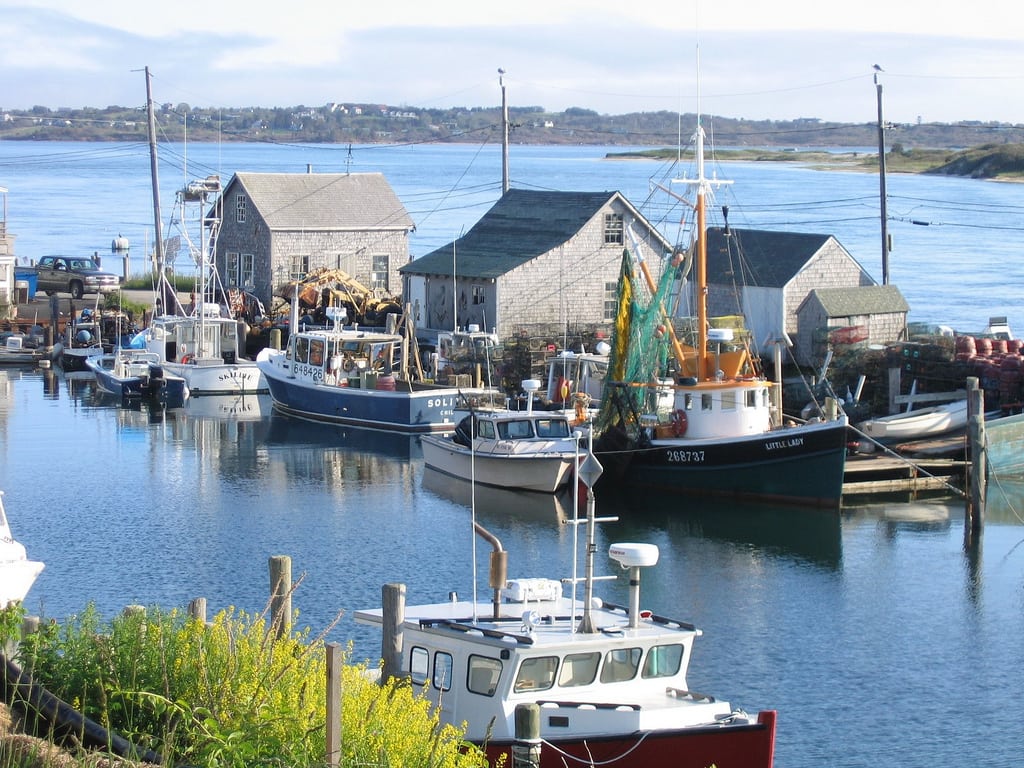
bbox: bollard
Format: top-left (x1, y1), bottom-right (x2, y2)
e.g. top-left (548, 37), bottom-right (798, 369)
top-left (269, 555), bottom-right (292, 639)
top-left (512, 703), bottom-right (541, 768)
top-left (381, 583), bottom-right (405, 682)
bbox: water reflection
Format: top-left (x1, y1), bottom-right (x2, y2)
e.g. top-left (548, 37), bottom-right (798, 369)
top-left (422, 466), bottom-right (573, 525)
top-left (596, 486), bottom-right (844, 569)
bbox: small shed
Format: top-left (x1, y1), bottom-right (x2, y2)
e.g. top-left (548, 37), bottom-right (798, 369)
top-left (796, 284), bottom-right (909, 365)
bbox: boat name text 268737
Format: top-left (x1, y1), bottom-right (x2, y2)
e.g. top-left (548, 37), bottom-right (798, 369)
top-left (666, 450), bottom-right (706, 464)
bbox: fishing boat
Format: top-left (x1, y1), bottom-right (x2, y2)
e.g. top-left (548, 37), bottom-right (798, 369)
top-left (856, 399), bottom-right (968, 442)
top-left (0, 491), bottom-right (45, 608)
top-left (355, 453), bottom-right (777, 768)
top-left (420, 380), bottom-right (584, 492)
top-left (132, 176), bottom-right (267, 396)
top-left (593, 115), bottom-right (849, 507)
top-left (256, 307), bottom-right (502, 433)
top-left (86, 348), bottom-right (187, 405)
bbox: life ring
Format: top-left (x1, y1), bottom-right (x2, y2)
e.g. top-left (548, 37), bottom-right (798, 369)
top-left (670, 409), bottom-right (688, 437)
top-left (342, 355), bottom-right (356, 373)
top-left (181, 354), bottom-right (194, 364)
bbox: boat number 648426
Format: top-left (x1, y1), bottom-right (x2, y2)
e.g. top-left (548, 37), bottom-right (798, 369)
top-left (666, 449), bottom-right (705, 463)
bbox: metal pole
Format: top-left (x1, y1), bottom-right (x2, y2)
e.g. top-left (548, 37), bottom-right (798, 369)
top-left (875, 70), bottom-right (889, 285)
top-left (145, 67), bottom-right (165, 277)
top-left (500, 69), bottom-right (509, 193)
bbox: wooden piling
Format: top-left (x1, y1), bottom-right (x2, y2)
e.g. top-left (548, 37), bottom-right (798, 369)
top-left (966, 377), bottom-right (985, 538)
top-left (512, 703), bottom-right (541, 768)
top-left (381, 583), bottom-right (405, 683)
top-left (269, 555), bottom-right (292, 639)
top-left (188, 597), bottom-right (207, 623)
top-left (325, 641), bottom-right (343, 767)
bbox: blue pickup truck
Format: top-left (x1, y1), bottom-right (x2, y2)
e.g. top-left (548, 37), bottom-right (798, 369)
top-left (27, 255), bottom-right (120, 299)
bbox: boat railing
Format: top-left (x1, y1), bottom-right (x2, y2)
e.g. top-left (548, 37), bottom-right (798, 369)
top-left (535, 699), bottom-right (642, 711)
top-left (597, 601), bottom-right (698, 632)
top-left (420, 618), bottom-right (538, 645)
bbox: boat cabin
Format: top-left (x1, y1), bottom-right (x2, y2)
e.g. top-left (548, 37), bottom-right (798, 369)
top-left (283, 327), bottom-right (401, 389)
top-left (355, 573), bottom-right (737, 744)
top-left (145, 309), bottom-right (245, 365)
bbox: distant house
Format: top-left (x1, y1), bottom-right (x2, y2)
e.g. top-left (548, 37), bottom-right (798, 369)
top-left (213, 172), bottom-right (414, 310)
top-left (400, 189), bottom-right (671, 339)
top-left (796, 285), bottom-right (909, 365)
top-left (702, 227), bottom-right (878, 364)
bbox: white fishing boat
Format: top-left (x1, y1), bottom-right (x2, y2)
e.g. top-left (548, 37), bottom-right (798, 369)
top-left (420, 380), bottom-right (584, 492)
top-left (0, 491), bottom-right (44, 608)
top-left (856, 399), bottom-right (969, 442)
top-left (133, 175), bottom-right (267, 396)
top-left (355, 451), bottom-right (777, 768)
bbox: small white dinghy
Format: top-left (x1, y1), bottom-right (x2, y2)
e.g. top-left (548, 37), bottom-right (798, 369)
top-left (857, 399), bottom-right (969, 442)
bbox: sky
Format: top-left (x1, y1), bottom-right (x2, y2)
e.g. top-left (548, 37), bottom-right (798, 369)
top-left (3, 1), bottom-right (1024, 125)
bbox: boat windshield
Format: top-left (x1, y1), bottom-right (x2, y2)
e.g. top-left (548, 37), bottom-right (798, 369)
top-left (534, 418), bottom-right (570, 438)
top-left (497, 420), bottom-right (535, 440)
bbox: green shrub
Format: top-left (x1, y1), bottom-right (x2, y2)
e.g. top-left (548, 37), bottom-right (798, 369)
top-left (17, 604), bottom-right (489, 768)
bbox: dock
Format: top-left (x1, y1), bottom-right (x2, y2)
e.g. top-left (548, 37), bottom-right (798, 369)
top-left (843, 453), bottom-right (965, 495)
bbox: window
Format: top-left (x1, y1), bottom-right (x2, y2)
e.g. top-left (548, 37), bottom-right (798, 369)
top-left (535, 419), bottom-right (570, 438)
top-left (604, 213), bottom-right (624, 245)
top-left (600, 647), bottom-right (641, 683)
top-left (290, 255), bottom-right (309, 281)
top-left (309, 339), bottom-right (325, 367)
top-left (240, 253), bottom-right (255, 288)
top-left (558, 652), bottom-right (599, 687)
top-left (746, 389), bottom-right (758, 408)
top-left (467, 655), bottom-right (502, 696)
top-left (472, 285), bottom-right (485, 305)
top-left (721, 391), bottom-right (736, 411)
top-left (701, 393), bottom-right (713, 411)
top-left (236, 195), bottom-right (247, 224)
top-left (477, 420), bottom-right (495, 439)
top-left (371, 254), bottom-right (389, 291)
top-left (294, 337), bottom-right (309, 364)
top-left (410, 647), bottom-right (429, 685)
top-left (433, 652), bottom-right (453, 691)
top-left (642, 644), bottom-right (684, 679)
top-left (514, 656), bottom-right (558, 692)
top-left (498, 420), bottom-right (534, 440)
top-left (226, 252), bottom-right (240, 286)
top-left (603, 281), bottom-right (619, 322)
top-left (684, 393), bottom-right (694, 411)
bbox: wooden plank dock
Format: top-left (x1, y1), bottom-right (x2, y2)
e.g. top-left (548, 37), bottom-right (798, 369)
top-left (843, 454), bottom-right (965, 495)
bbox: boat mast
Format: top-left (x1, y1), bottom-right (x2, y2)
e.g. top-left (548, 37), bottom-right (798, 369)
top-left (145, 67), bottom-right (165, 296)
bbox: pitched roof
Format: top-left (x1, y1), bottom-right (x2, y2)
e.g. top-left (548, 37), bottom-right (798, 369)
top-left (402, 188), bottom-right (666, 279)
top-left (807, 285), bottom-right (910, 316)
top-left (228, 172), bottom-right (414, 231)
top-left (703, 227), bottom-right (838, 287)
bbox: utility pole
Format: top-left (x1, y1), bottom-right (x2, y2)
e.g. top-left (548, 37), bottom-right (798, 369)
top-left (499, 68), bottom-right (509, 193)
top-left (874, 66), bottom-right (889, 285)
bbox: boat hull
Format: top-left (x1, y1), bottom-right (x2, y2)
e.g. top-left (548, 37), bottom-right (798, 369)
top-left (87, 356), bottom-right (187, 406)
top-left (609, 419), bottom-right (849, 507)
top-left (420, 435), bottom-right (577, 492)
top-left (59, 348), bottom-right (103, 373)
top-left (162, 360), bottom-right (267, 396)
top-left (857, 400), bottom-right (967, 442)
top-left (485, 710), bottom-right (776, 768)
top-left (259, 366), bottom-right (471, 433)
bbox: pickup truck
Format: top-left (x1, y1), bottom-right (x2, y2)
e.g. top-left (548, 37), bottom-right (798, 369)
top-left (30, 255), bottom-right (120, 299)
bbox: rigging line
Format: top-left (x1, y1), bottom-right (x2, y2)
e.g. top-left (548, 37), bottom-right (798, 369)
top-left (415, 137), bottom-right (498, 231)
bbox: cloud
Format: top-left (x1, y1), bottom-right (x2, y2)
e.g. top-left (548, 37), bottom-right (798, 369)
top-left (2, 2), bottom-right (1023, 123)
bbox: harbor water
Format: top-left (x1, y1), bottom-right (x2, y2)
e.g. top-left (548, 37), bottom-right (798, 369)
top-left (2, 142), bottom-right (1024, 766)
